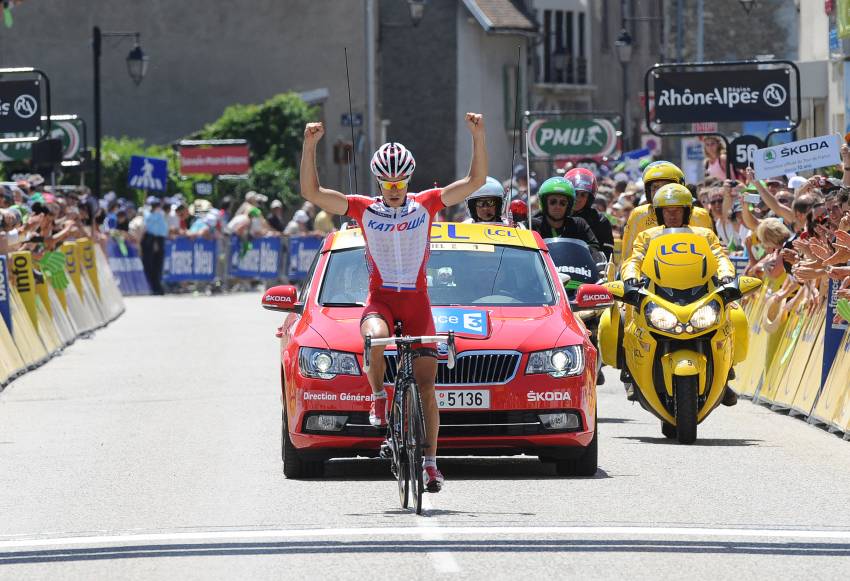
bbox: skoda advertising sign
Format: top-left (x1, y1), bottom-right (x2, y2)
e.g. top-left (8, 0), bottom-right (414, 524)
top-left (528, 118), bottom-right (618, 158)
top-left (654, 69), bottom-right (791, 124)
top-left (0, 80), bottom-right (41, 133)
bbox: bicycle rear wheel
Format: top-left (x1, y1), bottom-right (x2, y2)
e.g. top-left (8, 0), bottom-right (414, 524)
top-left (391, 393), bottom-right (409, 508)
top-left (404, 382), bottom-right (426, 515)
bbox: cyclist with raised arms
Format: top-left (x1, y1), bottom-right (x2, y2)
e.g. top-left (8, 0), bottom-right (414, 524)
top-left (299, 113), bottom-right (488, 492)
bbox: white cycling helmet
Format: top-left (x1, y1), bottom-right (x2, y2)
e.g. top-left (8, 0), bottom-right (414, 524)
top-left (466, 176), bottom-right (507, 222)
top-left (370, 142), bottom-right (416, 180)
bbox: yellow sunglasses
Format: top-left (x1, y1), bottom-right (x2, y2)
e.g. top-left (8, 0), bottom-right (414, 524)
top-left (378, 178), bottom-right (410, 191)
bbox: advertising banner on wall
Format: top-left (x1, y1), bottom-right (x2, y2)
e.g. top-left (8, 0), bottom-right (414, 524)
top-left (163, 237), bottom-right (217, 282)
top-left (179, 145), bottom-right (251, 175)
top-left (654, 69), bottom-right (791, 124)
top-left (230, 236), bottom-right (281, 279)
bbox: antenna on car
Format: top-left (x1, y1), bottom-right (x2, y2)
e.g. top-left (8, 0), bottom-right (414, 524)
top-left (344, 47), bottom-right (359, 195)
top-left (508, 46), bottom-right (521, 223)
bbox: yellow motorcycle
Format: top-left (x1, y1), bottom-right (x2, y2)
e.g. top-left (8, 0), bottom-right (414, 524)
top-left (597, 230), bottom-right (761, 443)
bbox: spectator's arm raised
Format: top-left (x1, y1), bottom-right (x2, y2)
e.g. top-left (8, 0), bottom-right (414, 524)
top-left (299, 123), bottom-right (348, 216)
top-left (746, 166), bottom-right (794, 224)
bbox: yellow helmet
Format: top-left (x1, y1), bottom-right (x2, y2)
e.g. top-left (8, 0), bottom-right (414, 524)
top-left (652, 183), bottom-right (693, 226)
top-left (642, 161), bottom-right (685, 194)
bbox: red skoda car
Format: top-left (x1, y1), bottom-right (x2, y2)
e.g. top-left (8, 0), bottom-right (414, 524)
top-left (262, 222), bottom-right (609, 478)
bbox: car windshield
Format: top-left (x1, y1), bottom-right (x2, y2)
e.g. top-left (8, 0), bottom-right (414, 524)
top-left (319, 245), bottom-right (556, 306)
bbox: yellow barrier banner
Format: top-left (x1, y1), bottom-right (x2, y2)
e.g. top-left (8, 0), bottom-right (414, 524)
top-left (770, 303), bottom-right (826, 409)
top-left (35, 279), bottom-right (52, 319)
top-left (790, 317), bottom-right (828, 416)
top-left (0, 310), bottom-right (25, 384)
top-left (9, 287), bottom-right (48, 366)
top-left (62, 241), bottom-right (83, 298)
top-left (731, 289), bottom-right (770, 397)
top-left (831, 334), bottom-right (850, 432)
top-left (757, 305), bottom-right (806, 405)
top-left (9, 251), bottom-right (38, 330)
top-left (79, 238), bottom-right (101, 300)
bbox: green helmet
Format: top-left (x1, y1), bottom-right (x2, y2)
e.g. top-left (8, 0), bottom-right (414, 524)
top-left (537, 177), bottom-right (576, 214)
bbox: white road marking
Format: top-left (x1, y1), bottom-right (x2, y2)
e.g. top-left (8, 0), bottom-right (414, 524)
top-left (420, 495), bottom-right (460, 573)
top-left (3, 526), bottom-right (850, 551)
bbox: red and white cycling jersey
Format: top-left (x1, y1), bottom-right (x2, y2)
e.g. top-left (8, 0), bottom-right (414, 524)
top-left (346, 189), bottom-right (444, 292)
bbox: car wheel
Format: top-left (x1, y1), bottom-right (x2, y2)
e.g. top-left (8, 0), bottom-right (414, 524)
top-left (554, 414), bottom-right (598, 477)
top-left (281, 409), bottom-right (325, 479)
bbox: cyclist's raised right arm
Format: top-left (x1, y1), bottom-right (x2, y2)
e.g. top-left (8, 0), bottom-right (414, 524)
top-left (300, 123), bottom-right (349, 216)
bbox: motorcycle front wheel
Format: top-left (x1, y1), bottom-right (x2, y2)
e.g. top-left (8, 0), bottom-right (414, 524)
top-left (674, 376), bottom-right (698, 444)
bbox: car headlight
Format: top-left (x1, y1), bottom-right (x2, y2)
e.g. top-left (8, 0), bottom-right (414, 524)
top-left (690, 301), bottom-right (720, 330)
top-left (526, 346), bottom-right (584, 377)
top-left (299, 347), bottom-right (361, 379)
top-left (645, 302), bottom-right (679, 332)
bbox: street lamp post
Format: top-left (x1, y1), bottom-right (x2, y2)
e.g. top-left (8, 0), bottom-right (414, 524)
top-left (92, 26), bottom-right (148, 198)
top-left (615, 29), bottom-right (633, 151)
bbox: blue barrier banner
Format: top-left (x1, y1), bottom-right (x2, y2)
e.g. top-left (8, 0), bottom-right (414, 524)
top-left (822, 278), bottom-right (850, 387)
top-left (0, 255), bottom-right (12, 333)
top-left (230, 236), bottom-right (282, 279)
top-left (287, 236), bottom-right (322, 281)
top-left (163, 237), bottom-right (217, 282)
top-left (106, 238), bottom-right (151, 295)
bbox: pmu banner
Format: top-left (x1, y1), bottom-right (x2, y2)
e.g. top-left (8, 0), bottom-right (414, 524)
top-left (654, 68), bottom-right (790, 124)
top-left (823, 278), bottom-right (850, 388)
top-left (287, 236), bottom-right (322, 281)
top-left (106, 238), bottom-right (150, 295)
top-left (230, 236), bottom-right (281, 279)
top-left (163, 237), bottom-right (217, 282)
top-left (0, 255), bottom-right (12, 333)
top-left (9, 251), bottom-right (37, 328)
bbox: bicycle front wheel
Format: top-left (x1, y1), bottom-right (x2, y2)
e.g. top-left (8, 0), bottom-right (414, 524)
top-left (392, 393), bottom-right (409, 509)
top-left (404, 382), bottom-right (426, 515)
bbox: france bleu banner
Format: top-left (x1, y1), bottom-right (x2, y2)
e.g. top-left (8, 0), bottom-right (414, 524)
top-left (822, 278), bottom-right (850, 387)
top-left (0, 255), bottom-right (12, 333)
top-left (230, 236), bottom-right (281, 279)
top-left (287, 236), bottom-right (322, 281)
top-left (106, 238), bottom-right (150, 295)
top-left (163, 237), bottom-right (217, 282)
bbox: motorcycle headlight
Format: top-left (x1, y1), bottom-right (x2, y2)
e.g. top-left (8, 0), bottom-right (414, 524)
top-left (526, 346), bottom-right (584, 377)
top-left (645, 302), bottom-right (678, 332)
top-left (690, 301), bottom-right (720, 330)
top-left (299, 347), bottom-right (361, 380)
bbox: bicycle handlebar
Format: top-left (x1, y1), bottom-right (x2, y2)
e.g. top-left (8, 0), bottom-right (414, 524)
top-left (363, 331), bottom-right (456, 372)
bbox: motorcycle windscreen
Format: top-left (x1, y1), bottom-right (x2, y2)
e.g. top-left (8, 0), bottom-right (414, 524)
top-left (640, 231), bottom-right (719, 290)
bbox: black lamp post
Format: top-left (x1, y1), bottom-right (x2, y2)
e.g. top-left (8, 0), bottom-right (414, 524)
top-left (739, 0), bottom-right (756, 14)
top-left (407, 0), bottom-right (428, 27)
top-left (615, 29), bottom-right (633, 150)
top-left (92, 26), bottom-right (148, 198)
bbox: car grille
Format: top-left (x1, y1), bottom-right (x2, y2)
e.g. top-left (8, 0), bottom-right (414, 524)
top-left (315, 410), bottom-right (582, 438)
top-left (383, 351), bottom-right (521, 386)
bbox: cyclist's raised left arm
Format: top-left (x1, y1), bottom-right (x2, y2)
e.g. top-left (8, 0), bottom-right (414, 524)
top-left (440, 113), bottom-right (488, 208)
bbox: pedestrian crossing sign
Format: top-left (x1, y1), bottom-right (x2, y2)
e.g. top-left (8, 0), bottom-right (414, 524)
top-left (128, 155), bottom-right (168, 192)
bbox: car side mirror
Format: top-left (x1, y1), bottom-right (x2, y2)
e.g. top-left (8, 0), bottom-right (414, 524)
top-left (262, 285), bottom-right (301, 313)
top-left (558, 272), bottom-right (571, 287)
top-left (571, 283), bottom-right (615, 311)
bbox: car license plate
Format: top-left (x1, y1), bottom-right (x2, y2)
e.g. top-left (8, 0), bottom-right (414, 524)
top-left (436, 389), bottom-right (490, 409)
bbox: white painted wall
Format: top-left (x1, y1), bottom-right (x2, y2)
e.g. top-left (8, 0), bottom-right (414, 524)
top-left (455, 9), bottom-right (528, 184)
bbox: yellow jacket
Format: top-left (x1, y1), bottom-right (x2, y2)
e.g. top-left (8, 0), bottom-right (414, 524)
top-left (621, 225), bottom-right (736, 282)
top-left (621, 204), bottom-right (714, 262)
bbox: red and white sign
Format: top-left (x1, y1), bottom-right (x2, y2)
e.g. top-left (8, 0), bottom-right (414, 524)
top-left (691, 122), bottom-right (718, 134)
top-left (179, 145), bottom-right (251, 175)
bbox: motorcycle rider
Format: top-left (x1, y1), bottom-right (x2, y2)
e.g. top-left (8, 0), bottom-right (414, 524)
top-left (464, 177), bottom-right (509, 224)
top-left (564, 168), bottom-right (615, 259)
top-left (532, 177), bottom-right (601, 253)
top-left (621, 161), bottom-right (714, 261)
top-left (621, 183), bottom-right (739, 406)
